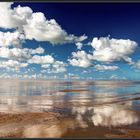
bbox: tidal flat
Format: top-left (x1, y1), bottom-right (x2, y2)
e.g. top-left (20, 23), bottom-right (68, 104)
top-left (0, 80), bottom-right (140, 138)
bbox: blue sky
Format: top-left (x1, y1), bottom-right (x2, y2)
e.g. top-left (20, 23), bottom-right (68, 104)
top-left (0, 2), bottom-right (140, 80)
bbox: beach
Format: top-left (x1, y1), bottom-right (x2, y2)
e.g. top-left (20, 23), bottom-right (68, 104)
top-left (0, 80), bottom-right (140, 138)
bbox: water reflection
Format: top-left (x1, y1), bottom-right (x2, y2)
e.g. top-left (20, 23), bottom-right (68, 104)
top-left (0, 80), bottom-right (139, 137)
top-left (72, 102), bottom-right (139, 127)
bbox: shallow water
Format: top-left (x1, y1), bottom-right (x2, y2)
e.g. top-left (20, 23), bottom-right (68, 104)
top-left (0, 80), bottom-right (140, 138)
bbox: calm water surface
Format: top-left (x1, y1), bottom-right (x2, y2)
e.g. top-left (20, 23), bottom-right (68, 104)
top-left (0, 80), bottom-right (140, 138)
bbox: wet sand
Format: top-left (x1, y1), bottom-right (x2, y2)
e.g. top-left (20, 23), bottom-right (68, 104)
top-left (0, 112), bottom-right (60, 138)
top-left (0, 111), bottom-right (140, 138)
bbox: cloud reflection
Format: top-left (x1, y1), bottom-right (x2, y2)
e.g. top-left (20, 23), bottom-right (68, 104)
top-left (71, 91), bottom-right (139, 127)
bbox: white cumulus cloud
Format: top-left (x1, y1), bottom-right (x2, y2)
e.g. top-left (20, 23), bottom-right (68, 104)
top-left (75, 42), bottom-right (83, 50)
top-left (69, 37), bottom-right (137, 68)
top-left (0, 60), bottom-right (28, 71)
top-left (94, 64), bottom-right (119, 71)
top-left (0, 31), bottom-right (24, 47)
top-left (30, 46), bottom-right (45, 54)
top-left (42, 61), bottom-right (67, 73)
top-left (0, 2), bottom-right (87, 44)
top-left (0, 2), bottom-right (33, 29)
top-left (91, 37), bottom-right (137, 62)
top-left (68, 50), bottom-right (92, 68)
top-left (133, 60), bottom-right (140, 69)
top-left (0, 46), bottom-right (45, 60)
top-left (28, 55), bottom-right (54, 64)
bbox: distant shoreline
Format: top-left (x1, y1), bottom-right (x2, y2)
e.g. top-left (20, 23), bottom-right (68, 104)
top-left (0, 78), bottom-right (139, 82)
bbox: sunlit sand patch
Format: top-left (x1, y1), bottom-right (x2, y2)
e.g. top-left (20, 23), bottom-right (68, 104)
top-left (23, 124), bottom-right (65, 138)
top-left (0, 112), bottom-right (62, 138)
top-left (23, 119), bottom-right (76, 138)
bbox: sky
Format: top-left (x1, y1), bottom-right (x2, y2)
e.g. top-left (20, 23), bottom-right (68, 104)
top-left (0, 2), bottom-right (140, 80)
